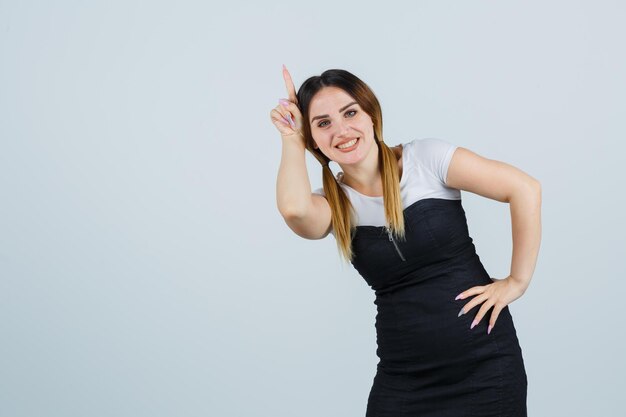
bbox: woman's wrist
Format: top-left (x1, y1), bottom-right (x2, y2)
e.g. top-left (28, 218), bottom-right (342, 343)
top-left (281, 133), bottom-right (306, 150)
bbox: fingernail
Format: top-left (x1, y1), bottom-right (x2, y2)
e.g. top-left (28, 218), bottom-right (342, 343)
top-left (279, 98), bottom-right (290, 107)
top-left (455, 294), bottom-right (463, 300)
top-left (457, 308), bottom-right (465, 317)
top-left (470, 320), bottom-right (478, 329)
top-left (287, 114), bottom-right (296, 128)
top-left (487, 324), bottom-right (493, 335)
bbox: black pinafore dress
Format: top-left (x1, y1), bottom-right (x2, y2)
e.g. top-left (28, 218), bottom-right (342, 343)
top-left (353, 198), bottom-right (528, 416)
top-left (314, 138), bottom-right (528, 416)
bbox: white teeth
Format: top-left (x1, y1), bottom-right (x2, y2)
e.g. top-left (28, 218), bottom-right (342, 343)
top-left (337, 138), bottom-right (358, 149)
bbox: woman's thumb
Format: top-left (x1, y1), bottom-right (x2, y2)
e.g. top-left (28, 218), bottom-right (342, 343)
top-left (279, 99), bottom-right (300, 128)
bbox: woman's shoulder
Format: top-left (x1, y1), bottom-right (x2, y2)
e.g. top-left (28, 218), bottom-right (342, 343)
top-left (406, 137), bottom-right (459, 185)
top-left (408, 137), bottom-right (457, 154)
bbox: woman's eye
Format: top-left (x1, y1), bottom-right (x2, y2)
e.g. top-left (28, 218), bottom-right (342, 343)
top-left (317, 110), bottom-right (357, 128)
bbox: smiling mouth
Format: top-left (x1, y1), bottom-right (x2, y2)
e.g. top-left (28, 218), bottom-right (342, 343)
top-left (336, 137), bottom-right (360, 149)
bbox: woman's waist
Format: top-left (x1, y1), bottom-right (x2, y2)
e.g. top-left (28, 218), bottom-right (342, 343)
top-left (373, 249), bottom-right (490, 298)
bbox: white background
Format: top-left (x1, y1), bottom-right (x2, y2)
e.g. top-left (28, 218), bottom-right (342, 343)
top-left (1, 1), bottom-right (624, 415)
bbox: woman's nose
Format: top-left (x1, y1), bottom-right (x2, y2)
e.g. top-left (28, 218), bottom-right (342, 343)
top-left (335, 120), bottom-right (352, 137)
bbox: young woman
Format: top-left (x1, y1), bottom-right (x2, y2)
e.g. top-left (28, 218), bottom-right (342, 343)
top-left (270, 65), bottom-right (541, 416)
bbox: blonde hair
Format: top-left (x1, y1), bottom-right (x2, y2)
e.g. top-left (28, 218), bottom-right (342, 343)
top-left (297, 69), bottom-right (405, 263)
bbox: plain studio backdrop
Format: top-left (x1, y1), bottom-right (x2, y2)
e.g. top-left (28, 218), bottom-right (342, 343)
top-left (1, 1), bottom-right (624, 416)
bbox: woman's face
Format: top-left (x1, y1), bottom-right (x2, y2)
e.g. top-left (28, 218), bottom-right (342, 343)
top-left (308, 86), bottom-right (376, 165)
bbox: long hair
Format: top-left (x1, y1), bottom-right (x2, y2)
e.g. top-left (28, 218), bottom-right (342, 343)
top-left (297, 69), bottom-right (405, 263)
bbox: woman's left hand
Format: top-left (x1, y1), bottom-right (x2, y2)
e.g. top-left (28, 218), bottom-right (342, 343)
top-left (454, 276), bottom-right (527, 334)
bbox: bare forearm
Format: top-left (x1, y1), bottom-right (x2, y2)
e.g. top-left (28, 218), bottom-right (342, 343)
top-left (276, 136), bottom-right (314, 218)
top-left (508, 181), bottom-right (542, 292)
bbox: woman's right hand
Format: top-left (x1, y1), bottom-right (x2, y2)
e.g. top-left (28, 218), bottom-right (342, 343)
top-left (270, 65), bottom-right (305, 145)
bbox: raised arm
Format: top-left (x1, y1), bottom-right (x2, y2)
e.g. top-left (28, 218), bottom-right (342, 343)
top-left (270, 65), bottom-right (332, 240)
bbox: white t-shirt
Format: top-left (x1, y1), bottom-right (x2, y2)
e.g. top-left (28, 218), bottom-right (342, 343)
top-left (312, 137), bottom-right (461, 234)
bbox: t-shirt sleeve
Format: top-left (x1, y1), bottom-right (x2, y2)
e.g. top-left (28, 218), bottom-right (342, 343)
top-left (412, 137), bottom-right (458, 186)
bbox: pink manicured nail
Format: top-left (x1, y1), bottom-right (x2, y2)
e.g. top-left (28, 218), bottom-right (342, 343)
top-left (279, 98), bottom-right (290, 107)
top-left (488, 324), bottom-right (493, 335)
top-left (470, 320), bottom-right (478, 329)
top-left (455, 294), bottom-right (463, 300)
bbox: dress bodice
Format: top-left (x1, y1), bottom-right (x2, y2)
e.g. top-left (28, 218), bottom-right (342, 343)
top-left (350, 197), bottom-right (479, 295)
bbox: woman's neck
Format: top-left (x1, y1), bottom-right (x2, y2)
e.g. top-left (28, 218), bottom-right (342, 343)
top-left (339, 144), bottom-right (403, 196)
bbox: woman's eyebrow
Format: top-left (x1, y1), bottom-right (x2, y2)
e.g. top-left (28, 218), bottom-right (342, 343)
top-left (311, 101), bottom-right (357, 123)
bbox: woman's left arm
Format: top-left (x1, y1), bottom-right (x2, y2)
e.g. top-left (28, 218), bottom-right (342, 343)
top-left (445, 146), bottom-right (542, 332)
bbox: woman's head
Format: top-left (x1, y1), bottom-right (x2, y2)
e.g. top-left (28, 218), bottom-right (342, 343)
top-left (295, 69), bottom-right (405, 263)
top-left (296, 69), bottom-right (384, 168)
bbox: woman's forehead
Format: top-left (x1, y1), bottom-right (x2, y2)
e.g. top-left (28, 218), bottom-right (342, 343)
top-left (310, 87), bottom-right (356, 110)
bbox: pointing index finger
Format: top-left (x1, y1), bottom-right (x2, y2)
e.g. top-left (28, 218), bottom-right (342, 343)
top-left (282, 64), bottom-right (298, 104)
